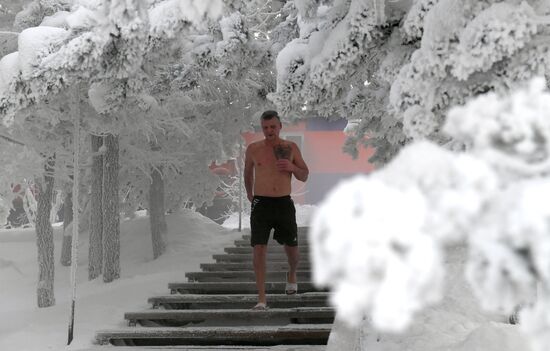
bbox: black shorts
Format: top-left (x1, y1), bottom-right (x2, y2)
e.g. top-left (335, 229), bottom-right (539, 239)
top-left (250, 195), bottom-right (298, 247)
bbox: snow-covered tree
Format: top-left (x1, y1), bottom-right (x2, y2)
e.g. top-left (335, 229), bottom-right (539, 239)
top-left (86, 134), bottom-right (102, 279)
top-left (0, 96), bottom-right (85, 305)
top-left (99, 0), bottom-right (279, 258)
top-left (271, 0), bottom-right (550, 164)
top-left (312, 78), bottom-right (550, 351)
top-left (59, 187), bottom-right (72, 266)
top-left (0, 0), bottom-right (225, 302)
top-left (34, 154), bottom-right (56, 307)
top-left (113, 0), bottom-right (295, 255)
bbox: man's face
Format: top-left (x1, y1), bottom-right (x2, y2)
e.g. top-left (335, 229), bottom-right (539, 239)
top-left (261, 118), bottom-right (282, 141)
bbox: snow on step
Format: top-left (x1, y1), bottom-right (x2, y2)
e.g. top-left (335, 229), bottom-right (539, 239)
top-left (95, 325), bottom-right (332, 347)
top-left (147, 293), bottom-right (330, 309)
top-left (234, 239), bottom-right (311, 247)
top-left (200, 262), bottom-right (312, 271)
top-left (241, 234), bottom-right (309, 241)
top-left (225, 247), bottom-right (310, 254)
top-left (125, 307), bottom-right (335, 327)
top-left (81, 346), bottom-right (326, 350)
top-left (185, 270), bottom-right (312, 282)
top-left (169, 282), bottom-right (325, 294)
top-left (213, 254), bottom-right (310, 263)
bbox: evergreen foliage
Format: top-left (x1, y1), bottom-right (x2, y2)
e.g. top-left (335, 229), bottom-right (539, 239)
top-left (271, 0), bottom-right (550, 164)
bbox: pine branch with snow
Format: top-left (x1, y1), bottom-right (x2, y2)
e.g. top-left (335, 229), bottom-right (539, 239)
top-left (390, 0), bottom-right (550, 146)
top-left (452, 2), bottom-right (540, 81)
top-left (271, 0), bottom-right (550, 164)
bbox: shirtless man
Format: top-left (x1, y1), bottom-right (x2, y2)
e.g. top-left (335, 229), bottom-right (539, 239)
top-left (244, 110), bottom-right (309, 310)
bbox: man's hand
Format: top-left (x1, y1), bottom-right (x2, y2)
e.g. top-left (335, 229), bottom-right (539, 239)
top-left (276, 159), bottom-right (295, 173)
top-left (247, 193), bottom-right (253, 202)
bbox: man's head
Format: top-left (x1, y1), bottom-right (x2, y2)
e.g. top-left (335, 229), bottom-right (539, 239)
top-left (260, 110), bottom-right (282, 141)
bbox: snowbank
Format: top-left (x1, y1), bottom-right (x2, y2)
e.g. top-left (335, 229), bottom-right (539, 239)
top-left (0, 208), bottom-right (241, 351)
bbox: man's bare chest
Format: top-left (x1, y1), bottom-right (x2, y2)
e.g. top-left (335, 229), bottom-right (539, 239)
top-left (253, 145), bottom-right (293, 168)
top-left (254, 149), bottom-right (277, 169)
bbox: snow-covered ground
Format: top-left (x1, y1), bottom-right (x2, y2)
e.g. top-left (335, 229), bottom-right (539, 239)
top-left (0, 205), bottom-right (530, 351)
top-left (0, 209), bottom-right (245, 351)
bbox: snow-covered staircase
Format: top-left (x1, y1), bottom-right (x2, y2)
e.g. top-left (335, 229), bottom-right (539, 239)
top-left (95, 227), bottom-right (334, 348)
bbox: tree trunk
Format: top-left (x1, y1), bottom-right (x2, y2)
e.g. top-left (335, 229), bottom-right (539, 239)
top-left (35, 156), bottom-right (56, 308)
top-left (22, 183), bottom-right (37, 227)
top-left (149, 166), bottom-right (167, 259)
top-left (102, 134), bottom-right (120, 283)
top-left (60, 190), bottom-right (73, 266)
top-left (78, 193), bottom-right (90, 234)
top-left (89, 135), bottom-right (103, 280)
top-left (50, 190), bottom-right (63, 224)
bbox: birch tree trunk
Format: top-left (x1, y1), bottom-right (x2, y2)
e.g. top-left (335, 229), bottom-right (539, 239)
top-left (88, 135), bottom-right (103, 280)
top-left (102, 134), bottom-right (120, 283)
top-left (149, 166), bottom-right (167, 259)
top-left (60, 190), bottom-right (73, 266)
top-left (35, 156), bottom-right (56, 308)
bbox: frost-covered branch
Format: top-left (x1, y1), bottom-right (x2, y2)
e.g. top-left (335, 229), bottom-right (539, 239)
top-left (272, 0), bottom-right (550, 164)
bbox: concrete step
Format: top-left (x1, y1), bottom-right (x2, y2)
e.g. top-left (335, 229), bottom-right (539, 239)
top-left (169, 282), bottom-right (325, 295)
top-left (185, 271), bottom-right (312, 282)
top-left (148, 293), bottom-right (330, 310)
top-left (225, 247), bottom-right (310, 254)
top-left (200, 262), bottom-right (312, 272)
top-left (80, 346), bottom-right (326, 350)
top-left (213, 254), bottom-right (310, 263)
top-left (96, 325), bottom-right (331, 347)
top-left (125, 307), bottom-right (335, 327)
top-left (234, 239), bottom-right (311, 248)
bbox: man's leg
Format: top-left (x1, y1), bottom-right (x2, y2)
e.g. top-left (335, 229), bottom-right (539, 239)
top-left (284, 245), bottom-right (299, 285)
top-left (253, 244), bottom-right (268, 304)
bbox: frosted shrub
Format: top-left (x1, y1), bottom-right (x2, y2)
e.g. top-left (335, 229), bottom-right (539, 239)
top-left (445, 78), bottom-right (550, 179)
top-left (376, 141), bottom-right (498, 243)
top-left (310, 176), bottom-right (443, 331)
top-left (311, 78), bottom-right (550, 351)
top-left (467, 180), bottom-right (550, 313)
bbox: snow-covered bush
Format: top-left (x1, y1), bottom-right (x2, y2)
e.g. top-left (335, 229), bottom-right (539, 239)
top-left (310, 175), bottom-right (442, 331)
top-left (311, 78), bottom-right (550, 351)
